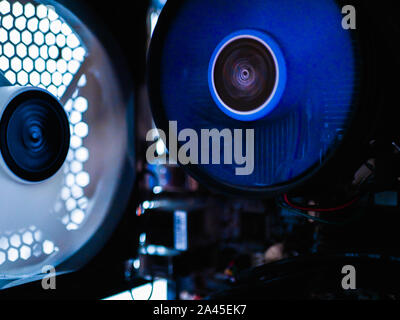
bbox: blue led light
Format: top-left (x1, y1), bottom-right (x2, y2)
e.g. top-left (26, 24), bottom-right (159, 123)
top-left (153, 0), bottom-right (358, 192)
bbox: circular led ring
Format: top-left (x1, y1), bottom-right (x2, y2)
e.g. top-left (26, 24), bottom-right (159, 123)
top-left (208, 29), bottom-right (287, 121)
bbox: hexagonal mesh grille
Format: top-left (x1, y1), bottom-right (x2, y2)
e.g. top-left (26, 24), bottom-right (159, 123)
top-left (0, 0), bottom-right (91, 265)
top-left (0, 227), bottom-right (58, 266)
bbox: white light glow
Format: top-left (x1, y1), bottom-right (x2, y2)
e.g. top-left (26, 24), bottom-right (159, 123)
top-left (75, 147), bottom-right (89, 162)
top-left (0, 0), bottom-right (92, 262)
top-left (20, 246), bottom-right (31, 260)
top-left (0, 0), bottom-right (10, 15)
top-left (71, 209), bottom-right (85, 225)
top-left (12, 2), bottom-right (23, 16)
top-left (74, 122), bottom-right (89, 138)
top-left (76, 172), bottom-right (90, 188)
top-left (24, 3), bottom-right (35, 18)
top-left (42, 240), bottom-right (54, 255)
top-left (74, 97), bottom-right (88, 112)
top-left (0, 252), bottom-right (6, 265)
top-left (103, 279), bottom-right (168, 301)
top-left (7, 248), bottom-right (19, 262)
top-left (10, 29), bottom-right (21, 44)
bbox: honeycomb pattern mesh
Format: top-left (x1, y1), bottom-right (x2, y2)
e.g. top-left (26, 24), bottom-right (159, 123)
top-left (0, 0), bottom-right (91, 266)
top-left (0, 226), bottom-right (58, 265)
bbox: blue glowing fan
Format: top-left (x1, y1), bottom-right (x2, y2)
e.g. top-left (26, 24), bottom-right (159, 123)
top-left (148, 0), bottom-right (359, 195)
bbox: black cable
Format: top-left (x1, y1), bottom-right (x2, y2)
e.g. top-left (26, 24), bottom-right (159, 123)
top-left (129, 277), bottom-right (155, 301)
top-left (283, 193), bottom-right (361, 213)
top-left (277, 198), bottom-right (366, 226)
top-left (129, 287), bottom-right (135, 301)
top-left (147, 277), bottom-right (155, 300)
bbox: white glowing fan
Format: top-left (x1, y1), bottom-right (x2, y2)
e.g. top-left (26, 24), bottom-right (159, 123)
top-left (0, 0), bottom-right (134, 288)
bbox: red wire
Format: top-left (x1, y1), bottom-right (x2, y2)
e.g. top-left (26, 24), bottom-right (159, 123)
top-left (283, 194), bottom-right (360, 213)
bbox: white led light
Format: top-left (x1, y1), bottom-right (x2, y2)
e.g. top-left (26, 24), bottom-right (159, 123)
top-left (11, 57), bottom-right (22, 71)
top-left (39, 45), bottom-right (48, 59)
top-left (47, 84), bottom-right (57, 96)
top-left (2, 15), bottom-right (13, 30)
top-left (33, 31), bottom-right (44, 45)
top-left (66, 33), bottom-right (79, 48)
top-left (48, 45), bottom-right (58, 59)
top-left (46, 59), bottom-right (56, 73)
top-left (75, 147), bottom-right (89, 162)
top-left (61, 46), bottom-right (72, 60)
top-left (156, 246), bottom-right (167, 255)
top-left (71, 185), bottom-right (83, 199)
top-left (7, 248), bottom-right (19, 262)
top-left (77, 74), bottom-right (87, 87)
top-left (66, 198), bottom-right (77, 212)
top-left (4, 42), bottom-right (14, 57)
top-left (57, 85), bottom-right (66, 97)
top-left (40, 71), bottom-right (51, 86)
top-left (72, 47), bottom-right (85, 62)
top-left (70, 161), bottom-right (83, 174)
top-left (24, 3), bottom-right (35, 18)
top-left (47, 7), bottom-right (59, 21)
top-left (45, 32), bottom-right (55, 45)
top-left (42, 240), bottom-right (54, 255)
top-left (74, 122), bottom-right (89, 138)
top-left (74, 97), bottom-right (88, 112)
top-left (17, 70), bottom-right (28, 85)
top-left (36, 4), bottom-right (47, 19)
top-left (50, 19), bottom-right (61, 34)
top-left (61, 187), bottom-right (71, 201)
top-left (65, 173), bottom-right (75, 187)
top-left (27, 17), bottom-right (38, 32)
top-left (9, 234), bottom-right (21, 248)
top-left (64, 99), bottom-right (73, 112)
top-left (66, 223), bottom-right (78, 231)
top-left (10, 29), bottom-right (21, 44)
top-left (38, 18), bottom-right (49, 33)
top-left (62, 72), bottom-right (72, 85)
top-left (20, 246), bottom-right (31, 260)
top-left (4, 70), bottom-right (15, 83)
top-left (22, 232), bottom-right (33, 245)
top-left (16, 43), bottom-right (27, 57)
top-left (29, 70), bottom-right (40, 85)
top-left (68, 59), bottom-right (79, 74)
top-left (146, 246), bottom-right (156, 255)
top-left (61, 22), bottom-right (72, 36)
top-left (34, 57), bottom-right (45, 72)
top-left (78, 197), bottom-right (88, 210)
top-left (69, 111), bottom-right (82, 124)
top-left (52, 71), bottom-right (62, 86)
top-left (12, 1), bottom-right (22, 16)
top-left (156, 139), bottom-right (166, 155)
top-left (56, 33), bottom-right (65, 47)
top-left (153, 186), bottom-right (163, 194)
top-left (0, 252), bottom-right (5, 265)
top-left (70, 135), bottom-right (82, 149)
top-left (0, 0), bottom-right (10, 14)
top-left (0, 29), bottom-right (8, 43)
top-left (71, 209), bottom-right (85, 225)
top-left (0, 237), bottom-right (9, 250)
top-left (142, 202), bottom-right (150, 210)
top-left (28, 43), bottom-right (38, 58)
top-left (34, 230), bottom-right (42, 242)
top-left (76, 172), bottom-right (90, 188)
top-left (0, 56), bottom-right (9, 71)
top-left (15, 16), bottom-right (26, 30)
